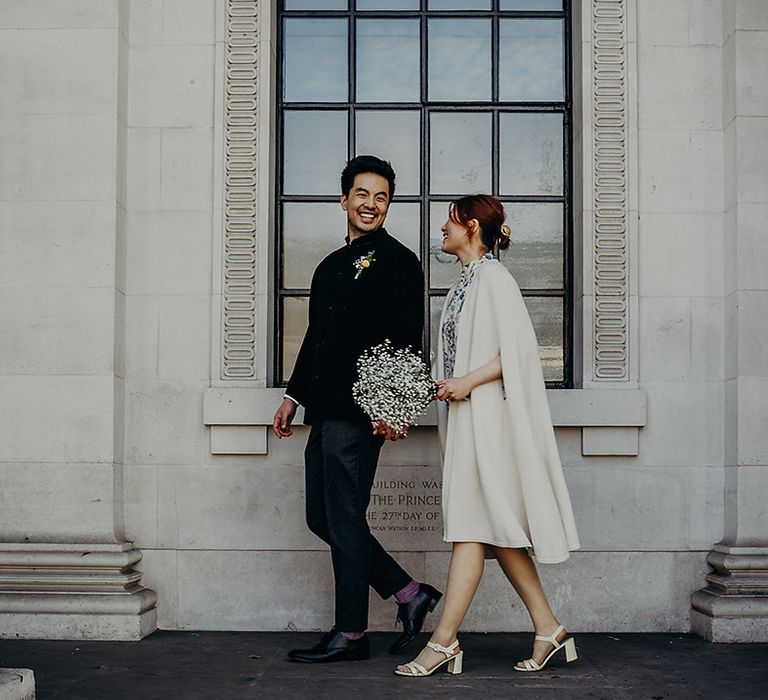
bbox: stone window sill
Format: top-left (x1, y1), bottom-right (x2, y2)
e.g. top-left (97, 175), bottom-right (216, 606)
top-left (203, 388), bottom-right (646, 457)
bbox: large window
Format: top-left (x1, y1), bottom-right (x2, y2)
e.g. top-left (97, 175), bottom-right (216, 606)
top-left (277, 0), bottom-right (572, 386)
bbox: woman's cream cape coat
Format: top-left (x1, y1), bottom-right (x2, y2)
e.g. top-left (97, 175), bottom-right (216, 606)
top-left (436, 259), bottom-right (580, 564)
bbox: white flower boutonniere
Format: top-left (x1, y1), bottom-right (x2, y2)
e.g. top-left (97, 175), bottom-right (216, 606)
top-left (353, 250), bottom-right (376, 280)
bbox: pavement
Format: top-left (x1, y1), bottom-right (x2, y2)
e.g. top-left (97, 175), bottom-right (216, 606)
top-left (0, 631), bottom-right (766, 699)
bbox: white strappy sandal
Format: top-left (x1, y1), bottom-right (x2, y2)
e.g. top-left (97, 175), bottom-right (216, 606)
top-left (394, 640), bottom-right (463, 677)
top-left (514, 625), bottom-right (577, 672)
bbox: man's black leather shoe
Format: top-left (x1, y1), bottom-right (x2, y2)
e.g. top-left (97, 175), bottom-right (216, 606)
top-left (288, 630), bottom-right (370, 663)
top-left (389, 583), bottom-right (443, 654)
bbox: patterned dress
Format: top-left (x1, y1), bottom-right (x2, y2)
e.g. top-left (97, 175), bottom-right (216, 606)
top-left (441, 253), bottom-right (495, 378)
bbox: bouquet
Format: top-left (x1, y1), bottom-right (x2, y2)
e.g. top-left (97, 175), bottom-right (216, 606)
top-left (352, 339), bottom-right (436, 433)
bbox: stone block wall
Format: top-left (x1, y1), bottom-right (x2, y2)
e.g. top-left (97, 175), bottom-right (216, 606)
top-left (2, 0), bottom-right (766, 639)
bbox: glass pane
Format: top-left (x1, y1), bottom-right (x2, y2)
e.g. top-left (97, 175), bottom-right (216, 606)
top-left (429, 201), bottom-right (462, 289)
top-left (284, 111), bottom-right (347, 195)
top-left (524, 296), bottom-right (563, 382)
top-left (356, 111), bottom-right (420, 195)
top-left (430, 112), bottom-right (492, 195)
top-left (500, 19), bottom-right (564, 101)
top-left (284, 0), bottom-right (346, 8)
top-left (499, 112), bottom-right (563, 195)
top-left (383, 202), bottom-right (420, 258)
top-left (501, 0), bottom-right (562, 8)
top-left (428, 20), bottom-right (491, 102)
top-left (284, 19), bottom-right (348, 103)
top-left (284, 203), bottom-right (347, 288)
top-left (431, 293), bottom-right (563, 382)
top-left (499, 203), bottom-right (563, 289)
top-left (358, 0), bottom-right (419, 9)
top-left (429, 1), bottom-right (491, 8)
top-left (430, 295), bottom-right (447, 367)
top-left (282, 296), bottom-right (309, 384)
top-left (357, 20), bottom-right (420, 103)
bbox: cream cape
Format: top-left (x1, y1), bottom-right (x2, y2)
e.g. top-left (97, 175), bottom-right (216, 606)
top-left (436, 259), bottom-right (580, 564)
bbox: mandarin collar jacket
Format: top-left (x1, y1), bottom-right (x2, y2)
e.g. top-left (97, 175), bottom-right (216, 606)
top-left (286, 227), bottom-right (425, 425)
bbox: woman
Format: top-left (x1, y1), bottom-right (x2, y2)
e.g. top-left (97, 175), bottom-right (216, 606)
top-left (395, 195), bottom-right (580, 678)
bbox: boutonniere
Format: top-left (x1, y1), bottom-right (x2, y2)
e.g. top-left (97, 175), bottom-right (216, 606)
top-left (353, 250), bottom-right (376, 280)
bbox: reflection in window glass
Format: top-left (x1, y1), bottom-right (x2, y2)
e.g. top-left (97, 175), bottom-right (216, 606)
top-left (499, 112), bottom-right (563, 195)
top-left (356, 111), bottom-right (420, 195)
top-left (499, 203), bottom-right (563, 289)
top-left (285, 0), bottom-right (346, 8)
top-left (382, 202), bottom-right (421, 257)
top-left (428, 20), bottom-right (491, 102)
top-left (357, 20), bottom-right (420, 103)
top-left (430, 112), bottom-right (492, 194)
top-left (358, 0), bottom-right (419, 9)
top-left (430, 295), bottom-right (448, 366)
top-left (284, 19), bottom-right (348, 103)
top-left (282, 296), bottom-right (309, 384)
top-left (524, 296), bottom-right (563, 381)
top-left (501, 0), bottom-right (562, 9)
top-left (428, 201), bottom-right (462, 289)
top-left (283, 203), bottom-right (347, 289)
top-left (500, 20), bottom-right (564, 101)
top-left (284, 111), bottom-right (347, 195)
top-left (429, 0), bottom-right (491, 8)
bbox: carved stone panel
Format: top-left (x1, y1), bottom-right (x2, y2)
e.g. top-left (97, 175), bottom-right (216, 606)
top-left (222, 0), bottom-right (259, 379)
top-left (591, 0), bottom-right (629, 381)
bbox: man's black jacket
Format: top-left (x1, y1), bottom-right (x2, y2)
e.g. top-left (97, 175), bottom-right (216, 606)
top-left (286, 227), bottom-right (424, 425)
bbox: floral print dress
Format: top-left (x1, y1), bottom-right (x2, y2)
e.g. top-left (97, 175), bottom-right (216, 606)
top-left (441, 253), bottom-right (495, 379)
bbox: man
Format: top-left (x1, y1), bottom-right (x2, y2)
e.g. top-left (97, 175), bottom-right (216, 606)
top-left (273, 155), bottom-right (442, 664)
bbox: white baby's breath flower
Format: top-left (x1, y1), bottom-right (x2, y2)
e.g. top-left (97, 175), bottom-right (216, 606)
top-left (352, 340), bottom-right (436, 433)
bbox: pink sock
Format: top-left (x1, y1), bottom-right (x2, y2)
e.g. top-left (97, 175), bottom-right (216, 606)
top-left (394, 579), bottom-right (420, 604)
top-left (342, 631), bottom-right (364, 640)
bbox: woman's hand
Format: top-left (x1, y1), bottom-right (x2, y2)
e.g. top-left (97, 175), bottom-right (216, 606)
top-left (436, 376), bottom-right (473, 402)
top-left (437, 356), bottom-right (502, 402)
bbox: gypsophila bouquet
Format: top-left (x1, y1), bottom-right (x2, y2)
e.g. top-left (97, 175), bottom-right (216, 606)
top-left (352, 339), bottom-right (436, 433)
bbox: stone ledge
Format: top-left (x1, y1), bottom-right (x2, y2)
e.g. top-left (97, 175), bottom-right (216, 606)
top-left (203, 387), bottom-right (647, 455)
top-left (0, 669), bottom-right (34, 700)
top-left (203, 387), bottom-right (648, 427)
top-left (691, 602), bottom-right (768, 643)
top-left (0, 610), bottom-right (156, 642)
top-left (0, 543), bottom-right (134, 553)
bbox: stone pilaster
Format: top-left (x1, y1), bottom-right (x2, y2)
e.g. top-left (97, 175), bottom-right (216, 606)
top-left (0, 544), bottom-right (156, 641)
top-left (692, 545), bottom-right (768, 642)
top-left (0, 1), bottom-right (156, 640)
top-left (691, 0), bottom-right (768, 643)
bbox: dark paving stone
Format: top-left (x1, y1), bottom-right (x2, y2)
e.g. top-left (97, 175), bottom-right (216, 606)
top-left (0, 631), bottom-right (765, 699)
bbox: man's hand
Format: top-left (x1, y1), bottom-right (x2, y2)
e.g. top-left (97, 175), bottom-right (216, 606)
top-left (273, 398), bottom-right (297, 439)
top-left (372, 419), bottom-right (409, 441)
top-left (436, 376), bottom-right (473, 402)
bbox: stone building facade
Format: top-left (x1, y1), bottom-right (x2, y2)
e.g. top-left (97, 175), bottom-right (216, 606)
top-left (0, 0), bottom-right (766, 641)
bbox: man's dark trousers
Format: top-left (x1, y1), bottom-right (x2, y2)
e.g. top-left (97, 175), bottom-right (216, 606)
top-left (304, 419), bottom-right (412, 632)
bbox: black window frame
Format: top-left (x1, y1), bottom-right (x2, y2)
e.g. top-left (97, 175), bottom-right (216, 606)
top-left (275, 0), bottom-right (573, 388)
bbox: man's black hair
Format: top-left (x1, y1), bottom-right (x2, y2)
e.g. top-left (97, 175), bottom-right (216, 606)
top-left (340, 155), bottom-right (396, 199)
